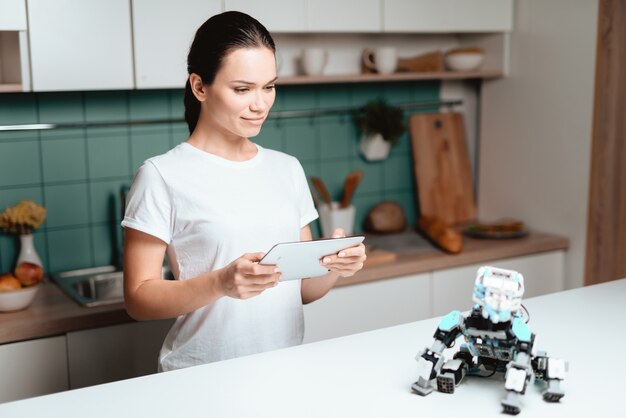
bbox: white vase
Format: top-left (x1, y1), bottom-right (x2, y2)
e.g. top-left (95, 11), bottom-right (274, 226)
top-left (17, 234), bottom-right (43, 267)
top-left (359, 133), bottom-right (391, 161)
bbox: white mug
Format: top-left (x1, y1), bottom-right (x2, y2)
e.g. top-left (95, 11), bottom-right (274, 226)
top-left (301, 48), bottom-right (328, 76)
top-left (362, 47), bottom-right (398, 75)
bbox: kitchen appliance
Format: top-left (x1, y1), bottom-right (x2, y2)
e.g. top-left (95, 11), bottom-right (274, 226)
top-left (410, 112), bottom-right (476, 225)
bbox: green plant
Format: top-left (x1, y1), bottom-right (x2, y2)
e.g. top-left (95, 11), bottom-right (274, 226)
top-left (355, 100), bottom-right (406, 145)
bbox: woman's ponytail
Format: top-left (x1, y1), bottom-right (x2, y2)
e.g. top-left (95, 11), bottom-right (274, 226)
top-left (183, 79), bottom-right (200, 134)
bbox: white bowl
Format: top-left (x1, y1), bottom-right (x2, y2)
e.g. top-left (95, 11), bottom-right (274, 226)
top-left (0, 285), bottom-right (40, 312)
top-left (445, 53), bottom-right (485, 72)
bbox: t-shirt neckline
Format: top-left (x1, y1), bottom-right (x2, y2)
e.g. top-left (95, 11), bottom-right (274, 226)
top-left (180, 141), bottom-right (264, 168)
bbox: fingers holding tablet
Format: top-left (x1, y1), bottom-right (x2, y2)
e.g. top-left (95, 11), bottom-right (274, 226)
top-left (320, 242), bottom-right (367, 278)
top-left (218, 252), bottom-right (282, 299)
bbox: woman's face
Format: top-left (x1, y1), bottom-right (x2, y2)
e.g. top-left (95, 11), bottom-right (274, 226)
top-left (203, 47), bottom-right (277, 139)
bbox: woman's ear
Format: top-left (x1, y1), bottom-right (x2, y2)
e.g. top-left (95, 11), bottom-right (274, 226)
top-left (189, 73), bottom-right (207, 102)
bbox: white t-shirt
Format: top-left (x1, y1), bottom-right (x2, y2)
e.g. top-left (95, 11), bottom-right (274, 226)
top-left (121, 142), bottom-right (318, 371)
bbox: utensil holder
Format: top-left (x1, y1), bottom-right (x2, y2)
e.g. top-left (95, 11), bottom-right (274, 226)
top-left (318, 202), bottom-right (356, 238)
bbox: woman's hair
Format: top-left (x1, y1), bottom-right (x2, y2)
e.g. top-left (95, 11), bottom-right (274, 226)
top-left (184, 11), bottom-right (276, 134)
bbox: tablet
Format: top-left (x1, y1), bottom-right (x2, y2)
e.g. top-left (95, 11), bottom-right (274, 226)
top-left (259, 236), bottom-right (365, 281)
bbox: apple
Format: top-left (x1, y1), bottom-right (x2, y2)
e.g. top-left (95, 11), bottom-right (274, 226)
top-left (0, 272), bottom-right (22, 291)
top-left (14, 262), bottom-right (44, 286)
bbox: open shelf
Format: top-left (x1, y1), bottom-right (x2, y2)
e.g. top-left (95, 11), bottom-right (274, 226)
top-left (277, 70), bottom-right (503, 85)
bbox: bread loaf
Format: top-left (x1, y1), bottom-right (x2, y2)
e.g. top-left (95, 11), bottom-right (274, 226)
top-left (363, 201), bottom-right (406, 233)
top-left (418, 215), bottom-right (462, 254)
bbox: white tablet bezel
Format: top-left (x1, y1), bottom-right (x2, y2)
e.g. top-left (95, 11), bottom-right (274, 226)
top-left (259, 236), bottom-right (365, 281)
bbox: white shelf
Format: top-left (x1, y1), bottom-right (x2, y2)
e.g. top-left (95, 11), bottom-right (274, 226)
top-left (278, 70), bottom-right (503, 85)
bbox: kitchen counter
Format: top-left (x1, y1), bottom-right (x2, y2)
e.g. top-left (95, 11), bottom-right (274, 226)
top-left (1, 277), bottom-right (621, 417)
top-left (0, 231), bottom-right (568, 345)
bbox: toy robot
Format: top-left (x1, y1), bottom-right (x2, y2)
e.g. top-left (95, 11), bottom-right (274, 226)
top-left (411, 266), bottom-right (567, 415)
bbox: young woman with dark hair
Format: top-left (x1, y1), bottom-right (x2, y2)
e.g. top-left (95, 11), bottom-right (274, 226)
top-left (121, 11), bottom-right (366, 372)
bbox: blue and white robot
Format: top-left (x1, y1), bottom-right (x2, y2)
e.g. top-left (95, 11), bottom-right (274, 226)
top-left (411, 266), bottom-right (567, 415)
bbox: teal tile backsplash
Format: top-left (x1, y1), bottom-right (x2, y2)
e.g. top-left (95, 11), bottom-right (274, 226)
top-left (0, 81), bottom-right (439, 274)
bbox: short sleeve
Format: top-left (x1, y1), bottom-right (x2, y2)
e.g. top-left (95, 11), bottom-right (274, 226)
top-left (121, 161), bottom-right (172, 244)
top-left (291, 158), bottom-right (319, 228)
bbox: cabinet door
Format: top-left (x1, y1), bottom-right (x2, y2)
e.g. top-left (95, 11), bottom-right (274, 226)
top-left (67, 319), bottom-right (174, 389)
top-left (307, 0), bottom-right (381, 32)
top-left (0, 0), bottom-right (27, 30)
top-left (0, 336), bottom-right (68, 403)
top-left (383, 0), bottom-right (513, 32)
top-left (447, 0), bottom-right (513, 32)
top-left (431, 251), bottom-right (565, 317)
top-left (303, 273), bottom-right (431, 343)
top-left (225, 0), bottom-right (306, 32)
top-left (132, 0), bottom-right (222, 89)
top-left (27, 0), bottom-right (134, 91)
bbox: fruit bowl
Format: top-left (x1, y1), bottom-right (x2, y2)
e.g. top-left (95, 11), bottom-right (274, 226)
top-left (0, 284), bottom-right (40, 312)
top-left (444, 48), bottom-right (485, 72)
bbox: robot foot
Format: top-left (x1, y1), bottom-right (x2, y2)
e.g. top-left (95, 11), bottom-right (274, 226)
top-left (543, 388), bottom-right (564, 402)
top-left (436, 373), bottom-right (455, 394)
top-left (501, 393), bottom-right (522, 415)
top-left (411, 381), bottom-right (434, 396)
top-left (501, 401), bottom-right (521, 415)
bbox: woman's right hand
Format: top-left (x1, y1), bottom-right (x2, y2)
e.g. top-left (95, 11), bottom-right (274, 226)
top-left (216, 252), bottom-right (281, 299)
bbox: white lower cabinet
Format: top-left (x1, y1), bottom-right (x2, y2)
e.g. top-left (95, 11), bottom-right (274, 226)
top-left (431, 251), bottom-right (565, 317)
top-left (304, 250), bottom-right (564, 342)
top-left (303, 273), bottom-right (432, 343)
top-left (67, 319), bottom-right (174, 389)
top-left (0, 336), bottom-right (68, 403)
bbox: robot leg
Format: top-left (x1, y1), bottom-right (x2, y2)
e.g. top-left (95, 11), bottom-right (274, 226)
top-left (501, 352), bottom-right (532, 415)
top-left (533, 351), bottom-right (567, 402)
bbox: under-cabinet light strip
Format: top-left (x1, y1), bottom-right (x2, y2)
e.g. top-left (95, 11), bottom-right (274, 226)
top-left (0, 99), bottom-right (462, 132)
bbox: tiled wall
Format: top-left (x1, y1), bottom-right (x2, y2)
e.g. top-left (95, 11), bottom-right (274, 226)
top-left (0, 81), bottom-right (439, 274)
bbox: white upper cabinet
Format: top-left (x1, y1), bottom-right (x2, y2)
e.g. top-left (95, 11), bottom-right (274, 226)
top-left (307, 0), bottom-right (381, 32)
top-left (225, 0), bottom-right (306, 32)
top-left (0, 0), bottom-right (26, 30)
top-left (132, 0), bottom-right (221, 89)
top-left (383, 0), bottom-right (513, 32)
top-left (27, 0), bottom-right (134, 91)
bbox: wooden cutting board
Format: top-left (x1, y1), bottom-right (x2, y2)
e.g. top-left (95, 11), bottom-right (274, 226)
top-left (409, 112), bottom-right (476, 225)
top-left (364, 245), bottom-right (398, 267)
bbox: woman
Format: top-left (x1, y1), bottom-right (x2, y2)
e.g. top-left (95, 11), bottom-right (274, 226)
top-left (122, 11), bottom-right (366, 372)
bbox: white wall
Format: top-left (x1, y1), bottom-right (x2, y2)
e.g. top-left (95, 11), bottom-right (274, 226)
top-left (478, 0), bottom-right (598, 289)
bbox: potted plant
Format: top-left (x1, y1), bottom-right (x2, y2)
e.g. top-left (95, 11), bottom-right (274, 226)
top-left (355, 99), bottom-right (406, 161)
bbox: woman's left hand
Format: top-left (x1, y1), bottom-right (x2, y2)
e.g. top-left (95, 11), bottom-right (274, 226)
top-left (320, 228), bottom-right (367, 278)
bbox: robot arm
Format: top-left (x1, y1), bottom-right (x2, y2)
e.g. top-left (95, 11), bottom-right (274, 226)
top-left (412, 310), bottom-right (463, 396)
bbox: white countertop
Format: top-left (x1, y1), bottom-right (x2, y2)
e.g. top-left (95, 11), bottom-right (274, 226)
top-left (1, 279), bottom-right (624, 418)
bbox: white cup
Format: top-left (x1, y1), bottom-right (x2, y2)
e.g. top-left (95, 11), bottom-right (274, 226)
top-left (301, 48), bottom-right (328, 76)
top-left (318, 202), bottom-right (356, 238)
top-left (362, 47), bottom-right (398, 75)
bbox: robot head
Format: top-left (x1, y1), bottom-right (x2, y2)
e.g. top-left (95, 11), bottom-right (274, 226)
top-left (472, 266), bottom-right (524, 323)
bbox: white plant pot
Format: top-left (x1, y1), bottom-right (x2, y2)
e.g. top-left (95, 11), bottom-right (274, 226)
top-left (359, 133), bottom-right (391, 161)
